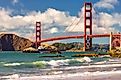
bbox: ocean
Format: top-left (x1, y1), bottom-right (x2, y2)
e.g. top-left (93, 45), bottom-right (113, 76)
top-left (0, 51), bottom-right (121, 80)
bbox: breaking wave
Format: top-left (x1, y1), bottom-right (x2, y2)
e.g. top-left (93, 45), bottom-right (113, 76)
top-left (2, 57), bottom-right (93, 68)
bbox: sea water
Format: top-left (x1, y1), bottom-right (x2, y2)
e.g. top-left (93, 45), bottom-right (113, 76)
top-left (0, 51), bottom-right (121, 80)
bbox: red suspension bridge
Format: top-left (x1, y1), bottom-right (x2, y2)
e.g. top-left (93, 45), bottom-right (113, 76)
top-left (35, 2), bottom-right (121, 51)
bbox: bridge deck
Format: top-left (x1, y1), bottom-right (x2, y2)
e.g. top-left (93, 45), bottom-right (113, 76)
top-left (39, 34), bottom-right (121, 42)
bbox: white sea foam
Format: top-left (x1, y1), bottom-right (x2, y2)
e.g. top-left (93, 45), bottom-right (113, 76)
top-left (44, 57), bottom-right (92, 67)
top-left (58, 63), bottom-right (121, 70)
top-left (2, 57), bottom-right (93, 67)
top-left (46, 59), bottom-right (69, 66)
top-left (0, 74), bottom-right (19, 80)
top-left (95, 61), bottom-right (107, 64)
top-left (52, 71), bottom-right (63, 75)
top-left (108, 58), bottom-right (121, 62)
top-left (83, 57), bottom-right (93, 62)
top-left (23, 70), bottom-right (121, 80)
top-left (4, 63), bottom-right (21, 67)
top-left (1, 70), bottom-right (121, 80)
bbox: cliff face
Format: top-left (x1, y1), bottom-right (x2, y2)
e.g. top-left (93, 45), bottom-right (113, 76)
top-left (0, 34), bottom-right (33, 51)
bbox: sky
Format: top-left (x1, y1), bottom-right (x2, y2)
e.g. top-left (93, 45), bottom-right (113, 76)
top-left (0, 0), bottom-right (121, 44)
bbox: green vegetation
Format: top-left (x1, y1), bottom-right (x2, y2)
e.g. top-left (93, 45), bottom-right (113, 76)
top-left (51, 42), bottom-right (83, 51)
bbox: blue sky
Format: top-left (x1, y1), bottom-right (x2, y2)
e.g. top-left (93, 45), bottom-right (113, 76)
top-left (0, 0), bottom-right (89, 16)
top-left (0, 0), bottom-right (120, 44)
top-left (0, 0), bottom-right (119, 15)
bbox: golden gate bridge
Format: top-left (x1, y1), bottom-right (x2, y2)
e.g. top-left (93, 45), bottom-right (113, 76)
top-left (34, 2), bottom-right (121, 51)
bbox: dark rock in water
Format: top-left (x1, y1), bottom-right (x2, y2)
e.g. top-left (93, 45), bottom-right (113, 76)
top-left (23, 50), bottom-right (40, 53)
top-left (0, 34), bottom-right (33, 51)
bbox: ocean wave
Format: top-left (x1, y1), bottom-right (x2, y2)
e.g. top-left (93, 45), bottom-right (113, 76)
top-left (3, 57), bottom-right (115, 69)
top-left (43, 57), bottom-right (93, 67)
top-left (2, 57), bottom-right (93, 68)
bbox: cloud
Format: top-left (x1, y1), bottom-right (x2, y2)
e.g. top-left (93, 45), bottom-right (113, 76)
top-left (50, 27), bottom-right (58, 33)
top-left (94, 0), bottom-right (118, 9)
top-left (0, 7), bottom-right (120, 41)
top-left (0, 8), bottom-right (76, 40)
top-left (12, 0), bottom-right (19, 5)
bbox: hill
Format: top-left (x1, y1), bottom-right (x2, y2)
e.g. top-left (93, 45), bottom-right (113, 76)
top-left (0, 34), bottom-right (33, 51)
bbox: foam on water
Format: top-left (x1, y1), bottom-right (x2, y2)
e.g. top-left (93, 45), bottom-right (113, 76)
top-left (83, 57), bottom-right (93, 62)
top-left (0, 74), bottom-right (20, 80)
top-left (4, 63), bottom-right (21, 67)
top-left (42, 57), bottom-right (93, 67)
top-left (60, 63), bottom-right (121, 70)
top-left (2, 57), bottom-right (93, 68)
top-left (1, 70), bottom-right (121, 80)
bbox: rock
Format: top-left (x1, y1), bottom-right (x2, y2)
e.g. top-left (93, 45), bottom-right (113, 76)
top-left (23, 47), bottom-right (39, 53)
top-left (0, 33), bottom-right (33, 51)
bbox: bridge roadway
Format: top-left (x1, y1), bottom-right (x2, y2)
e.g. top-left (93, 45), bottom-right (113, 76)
top-left (39, 34), bottom-right (121, 43)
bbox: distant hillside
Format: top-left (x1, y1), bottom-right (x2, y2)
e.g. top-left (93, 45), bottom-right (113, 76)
top-left (0, 34), bottom-right (33, 51)
top-left (51, 42), bottom-right (109, 51)
top-left (51, 42), bottom-right (83, 51)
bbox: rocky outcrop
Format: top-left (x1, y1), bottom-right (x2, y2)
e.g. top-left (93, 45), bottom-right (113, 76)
top-left (0, 34), bottom-right (33, 51)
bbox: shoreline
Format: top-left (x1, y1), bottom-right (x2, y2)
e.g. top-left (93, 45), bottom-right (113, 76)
top-left (1, 63), bottom-right (121, 80)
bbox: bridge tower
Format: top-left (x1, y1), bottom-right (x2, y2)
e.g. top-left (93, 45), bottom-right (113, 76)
top-left (35, 22), bottom-right (41, 48)
top-left (84, 2), bottom-right (92, 51)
